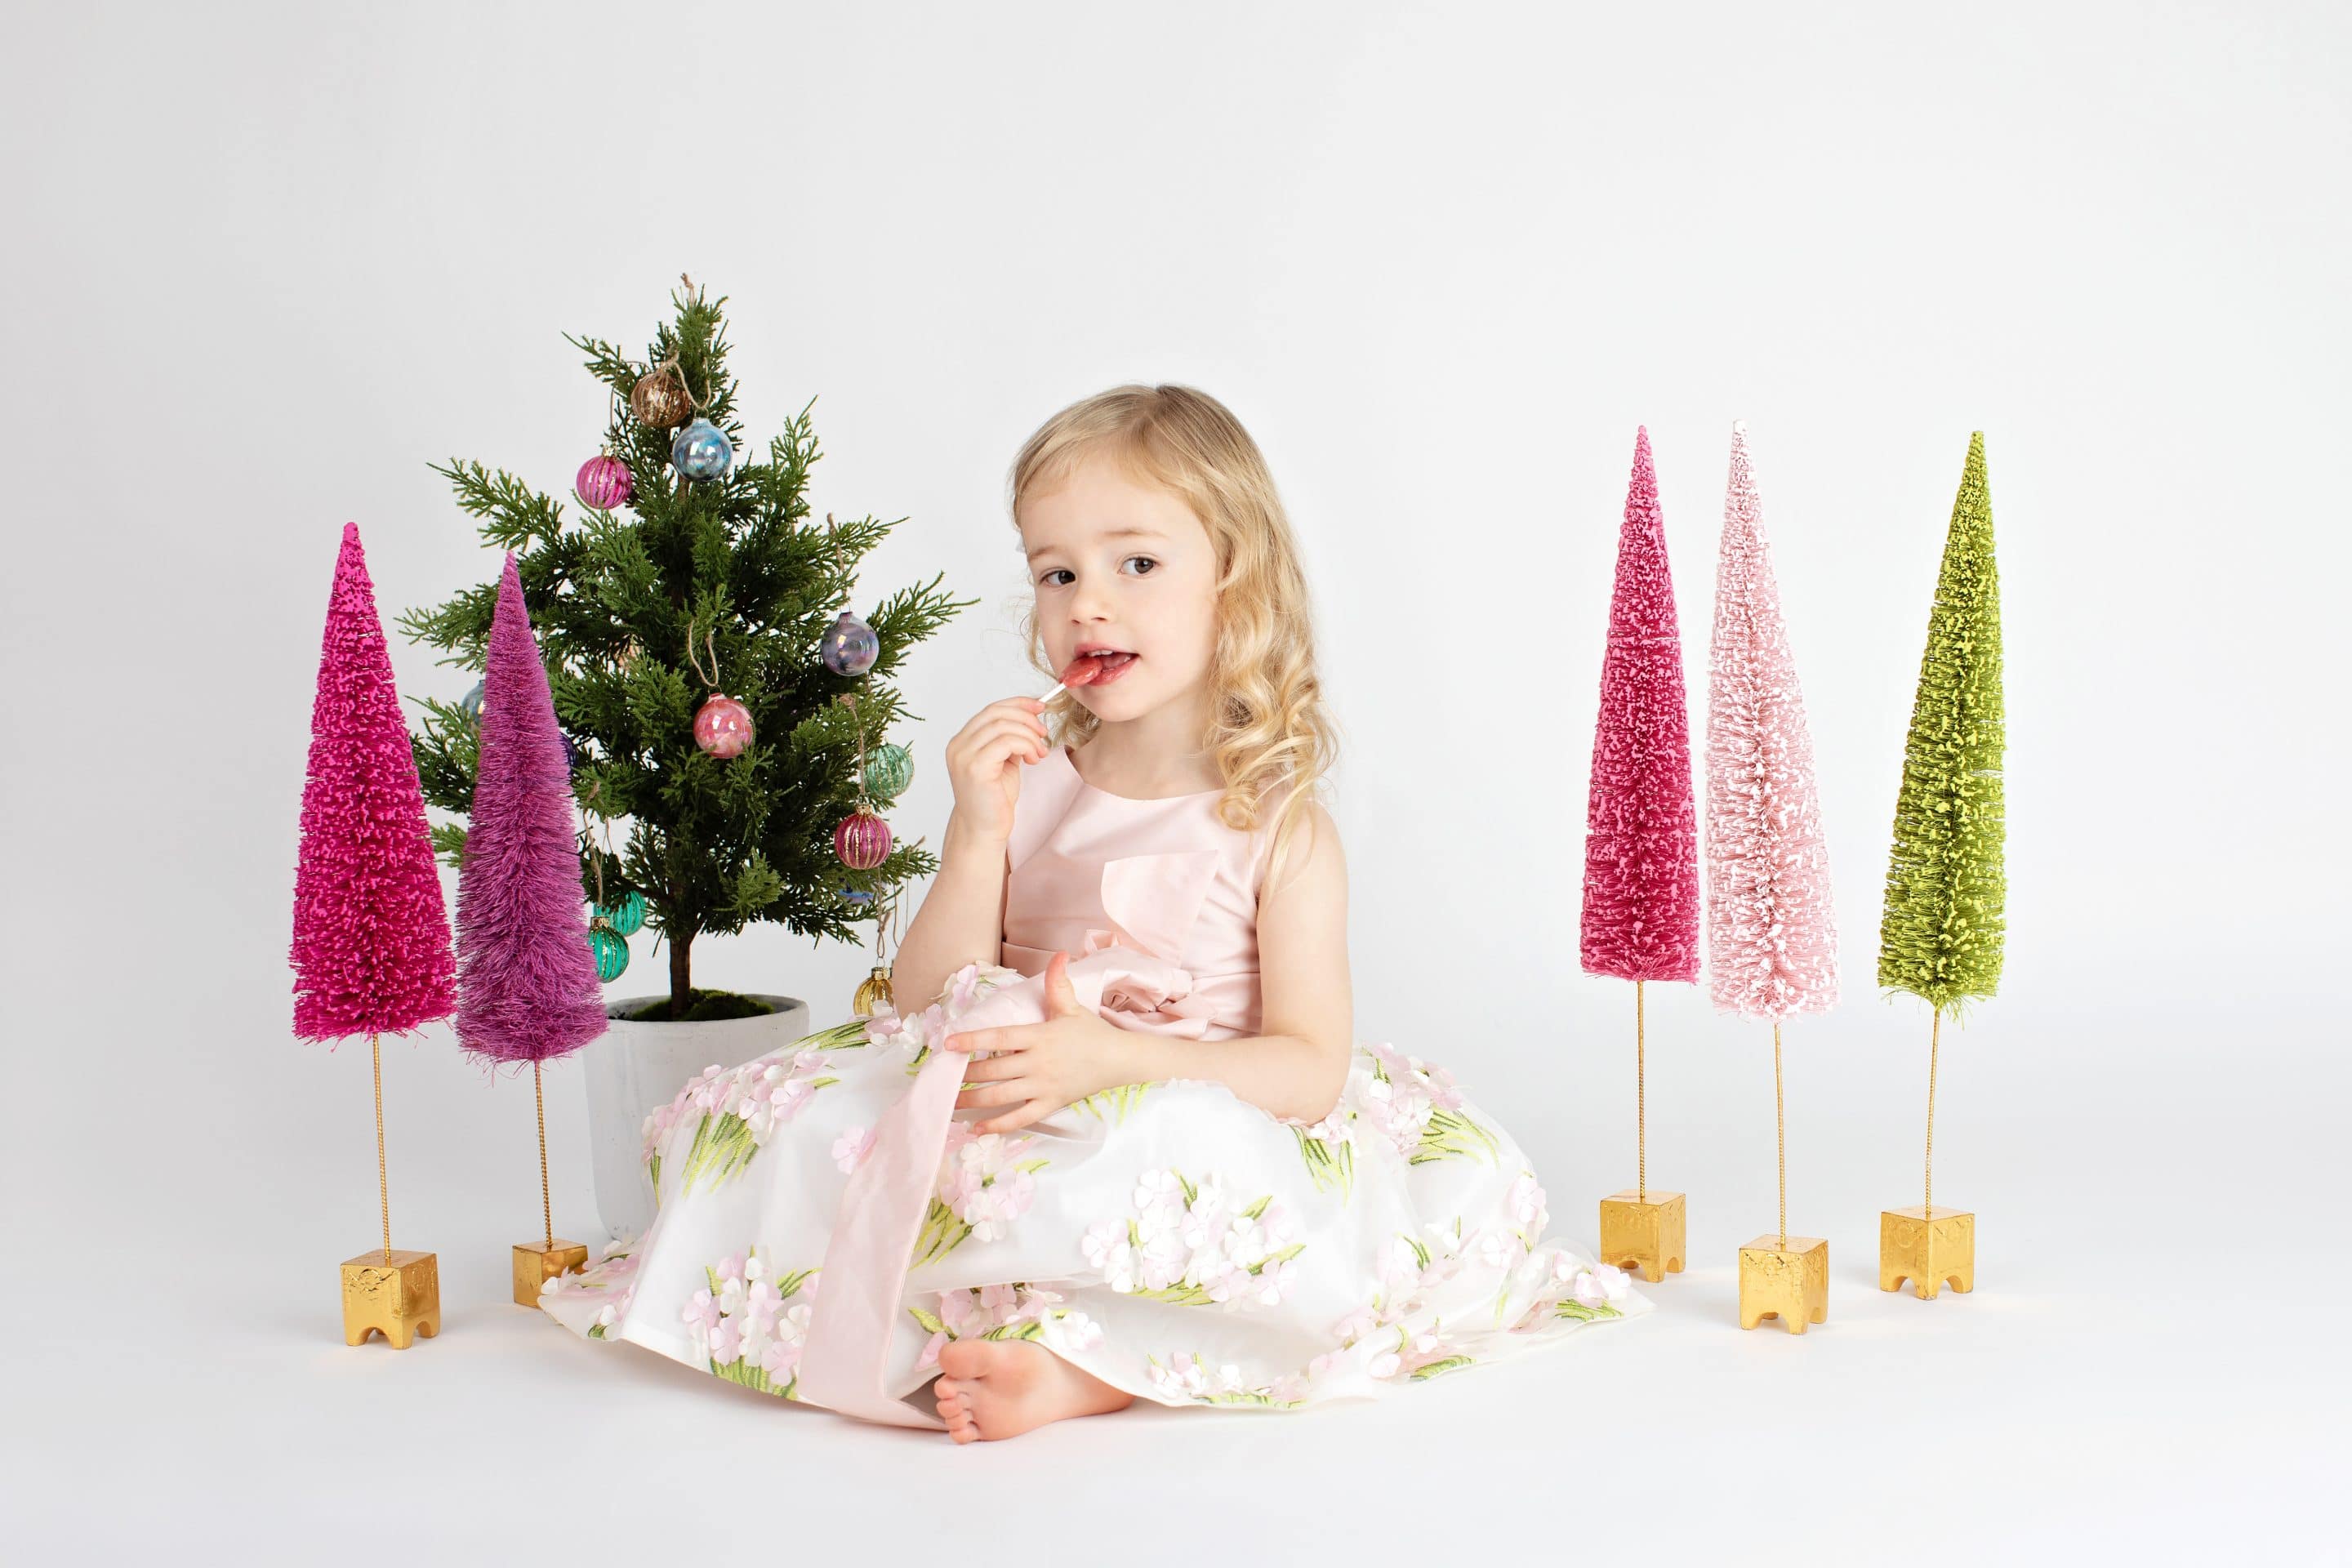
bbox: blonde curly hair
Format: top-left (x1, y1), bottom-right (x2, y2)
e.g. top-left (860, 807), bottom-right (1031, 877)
top-left (1009, 384), bottom-right (1338, 886)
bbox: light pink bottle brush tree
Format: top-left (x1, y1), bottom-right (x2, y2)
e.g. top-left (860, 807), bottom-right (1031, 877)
top-left (1704, 421), bottom-right (1836, 1250)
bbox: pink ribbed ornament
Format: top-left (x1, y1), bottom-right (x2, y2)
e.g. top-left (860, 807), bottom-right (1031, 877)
top-left (834, 809), bottom-right (892, 870)
top-left (574, 454), bottom-right (633, 510)
top-left (694, 693), bottom-right (754, 758)
top-left (452, 554), bottom-right (609, 1066)
top-left (1580, 426), bottom-right (1700, 983)
top-left (1705, 423), bottom-right (1837, 1018)
top-left (290, 523), bottom-right (457, 1040)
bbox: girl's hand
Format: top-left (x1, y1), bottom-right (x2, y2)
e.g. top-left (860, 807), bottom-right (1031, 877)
top-left (944, 951), bottom-right (1132, 1134)
top-left (942, 694), bottom-right (1050, 847)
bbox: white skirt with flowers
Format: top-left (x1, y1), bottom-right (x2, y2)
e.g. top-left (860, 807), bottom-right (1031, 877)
top-left (537, 962), bottom-right (1648, 1421)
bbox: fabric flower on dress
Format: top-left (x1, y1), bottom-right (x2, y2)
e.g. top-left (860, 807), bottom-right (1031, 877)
top-left (909, 1281), bottom-right (1102, 1370)
top-left (1145, 1351), bottom-right (1309, 1409)
top-left (912, 1124), bottom-right (1052, 1263)
top-left (1358, 1045), bottom-right (1499, 1168)
top-left (681, 1247), bottom-right (819, 1399)
top-left (831, 1124), bottom-right (877, 1174)
top-left (1365, 1322), bottom-right (1476, 1383)
top-left (1085, 1166), bottom-right (1306, 1309)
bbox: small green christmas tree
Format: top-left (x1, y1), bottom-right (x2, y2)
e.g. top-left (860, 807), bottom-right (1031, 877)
top-left (401, 277), bottom-right (971, 1022)
top-left (1878, 430), bottom-right (2006, 1013)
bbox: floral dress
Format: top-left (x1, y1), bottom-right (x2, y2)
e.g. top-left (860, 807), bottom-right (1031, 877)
top-left (538, 745), bottom-right (1649, 1425)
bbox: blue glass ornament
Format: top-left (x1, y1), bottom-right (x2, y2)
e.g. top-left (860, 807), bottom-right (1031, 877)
top-left (589, 925), bottom-right (629, 982)
top-left (864, 741), bottom-right (914, 804)
top-left (460, 679), bottom-right (485, 719)
top-left (670, 417), bottom-right (733, 482)
top-left (561, 731), bottom-right (586, 776)
top-left (822, 610), bottom-right (880, 676)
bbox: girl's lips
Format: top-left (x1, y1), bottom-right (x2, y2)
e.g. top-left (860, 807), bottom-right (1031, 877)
top-left (1060, 649), bottom-right (1139, 687)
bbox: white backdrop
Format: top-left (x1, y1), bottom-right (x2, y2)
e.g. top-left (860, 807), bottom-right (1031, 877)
top-left (3, 2), bottom-right (2343, 1561)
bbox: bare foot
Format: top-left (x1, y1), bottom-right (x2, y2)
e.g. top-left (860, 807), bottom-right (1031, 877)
top-left (933, 1339), bottom-right (1134, 1443)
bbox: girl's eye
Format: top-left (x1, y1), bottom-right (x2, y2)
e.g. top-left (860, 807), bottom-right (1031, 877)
top-left (1041, 568), bottom-right (1074, 587)
top-left (1121, 556), bottom-right (1159, 577)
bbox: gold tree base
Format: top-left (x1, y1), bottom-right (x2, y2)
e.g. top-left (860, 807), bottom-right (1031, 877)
top-left (513, 1240), bottom-right (589, 1307)
top-left (1598, 1190), bottom-right (1686, 1284)
top-left (1879, 1205), bottom-right (1975, 1298)
top-left (342, 1250), bottom-right (441, 1348)
top-left (1738, 1236), bottom-right (1828, 1333)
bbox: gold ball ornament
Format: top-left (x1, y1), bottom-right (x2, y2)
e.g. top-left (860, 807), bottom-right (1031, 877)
top-left (630, 365), bottom-right (693, 429)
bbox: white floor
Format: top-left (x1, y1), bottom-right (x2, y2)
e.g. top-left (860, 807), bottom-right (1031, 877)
top-left (9, 995), bottom-right (2336, 1565)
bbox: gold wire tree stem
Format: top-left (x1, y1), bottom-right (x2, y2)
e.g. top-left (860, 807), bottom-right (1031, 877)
top-left (536, 1060), bottom-right (552, 1250)
top-left (372, 1032), bottom-right (391, 1264)
top-left (1774, 1021), bottom-right (1786, 1250)
top-left (1924, 1008), bottom-right (1940, 1219)
top-left (1636, 980), bottom-right (1646, 1203)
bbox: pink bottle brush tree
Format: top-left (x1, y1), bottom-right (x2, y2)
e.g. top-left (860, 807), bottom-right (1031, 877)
top-left (454, 553), bottom-right (608, 1265)
top-left (291, 521), bottom-right (456, 1273)
top-left (1704, 422), bottom-right (1836, 1251)
top-left (1582, 426), bottom-right (1699, 1205)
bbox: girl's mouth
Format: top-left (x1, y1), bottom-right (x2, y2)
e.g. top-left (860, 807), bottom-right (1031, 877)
top-left (1069, 649), bottom-right (1139, 685)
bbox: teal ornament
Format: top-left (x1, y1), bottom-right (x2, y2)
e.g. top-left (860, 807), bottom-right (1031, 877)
top-left (599, 889), bottom-right (647, 937)
top-left (863, 741), bottom-right (914, 804)
top-left (670, 417), bottom-right (733, 482)
top-left (589, 924), bottom-right (630, 982)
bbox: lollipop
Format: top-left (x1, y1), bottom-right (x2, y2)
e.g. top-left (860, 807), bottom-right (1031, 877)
top-left (1042, 649), bottom-right (1129, 702)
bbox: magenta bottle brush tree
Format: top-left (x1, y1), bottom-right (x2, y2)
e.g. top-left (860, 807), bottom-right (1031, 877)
top-left (455, 553), bottom-right (611, 1303)
top-left (292, 521), bottom-right (455, 1349)
top-left (1704, 423), bottom-right (1838, 1334)
top-left (1584, 425), bottom-right (1699, 1285)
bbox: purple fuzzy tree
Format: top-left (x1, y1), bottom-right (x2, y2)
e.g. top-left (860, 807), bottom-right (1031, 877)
top-left (1705, 422), bottom-right (1836, 1250)
top-left (1582, 426), bottom-right (1699, 1204)
top-left (292, 521), bottom-right (457, 1265)
top-left (455, 553), bottom-right (608, 1253)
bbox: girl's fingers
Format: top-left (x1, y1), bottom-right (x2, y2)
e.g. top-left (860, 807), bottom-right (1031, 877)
top-left (969, 718), bottom-right (1049, 769)
top-left (975, 1099), bottom-right (1054, 1136)
top-left (956, 1054), bottom-right (1023, 1082)
top-left (955, 1079), bottom-right (1031, 1109)
top-left (945, 1028), bottom-right (1022, 1054)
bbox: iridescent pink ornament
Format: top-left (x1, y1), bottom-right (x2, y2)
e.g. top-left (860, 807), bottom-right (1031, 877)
top-left (575, 454), bottom-right (634, 510)
top-left (693, 693), bottom-right (754, 759)
top-left (833, 809), bottom-right (892, 870)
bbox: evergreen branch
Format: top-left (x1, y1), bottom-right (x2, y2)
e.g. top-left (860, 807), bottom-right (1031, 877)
top-left (429, 459), bottom-right (568, 550)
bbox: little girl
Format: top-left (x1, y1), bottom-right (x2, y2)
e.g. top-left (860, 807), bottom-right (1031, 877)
top-left (538, 385), bottom-right (1649, 1439)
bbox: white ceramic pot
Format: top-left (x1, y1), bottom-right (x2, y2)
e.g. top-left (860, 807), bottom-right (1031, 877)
top-left (583, 993), bottom-right (813, 1241)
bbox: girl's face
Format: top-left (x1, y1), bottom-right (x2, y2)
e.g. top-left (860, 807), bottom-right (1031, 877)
top-left (1018, 452), bottom-right (1219, 726)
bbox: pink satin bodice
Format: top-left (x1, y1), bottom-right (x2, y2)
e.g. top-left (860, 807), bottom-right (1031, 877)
top-left (1000, 744), bottom-right (1279, 1042)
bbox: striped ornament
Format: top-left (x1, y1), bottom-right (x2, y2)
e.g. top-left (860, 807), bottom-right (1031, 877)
top-left (588, 923), bottom-right (630, 982)
top-left (833, 809), bottom-right (893, 871)
top-left (575, 454), bottom-right (634, 510)
top-left (862, 742), bottom-right (914, 804)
